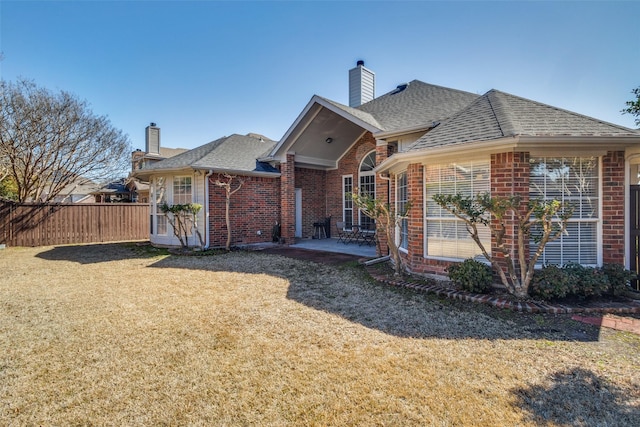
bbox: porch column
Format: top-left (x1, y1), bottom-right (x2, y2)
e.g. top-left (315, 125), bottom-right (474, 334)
top-left (280, 152), bottom-right (296, 244)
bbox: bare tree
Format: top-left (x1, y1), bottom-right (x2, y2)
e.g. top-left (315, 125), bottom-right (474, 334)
top-left (160, 202), bottom-right (204, 250)
top-left (351, 189), bottom-right (412, 277)
top-left (214, 173), bottom-right (245, 251)
top-left (0, 78), bottom-right (131, 203)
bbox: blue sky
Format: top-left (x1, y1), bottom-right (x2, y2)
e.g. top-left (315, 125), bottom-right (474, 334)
top-left (1, 1), bottom-right (639, 152)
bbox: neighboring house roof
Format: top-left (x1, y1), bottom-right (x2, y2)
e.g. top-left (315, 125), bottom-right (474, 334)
top-left (408, 89), bottom-right (640, 152)
top-left (92, 180), bottom-right (130, 196)
top-left (356, 80), bottom-right (480, 134)
top-left (159, 147), bottom-right (189, 158)
top-left (136, 133), bottom-right (278, 177)
top-left (49, 178), bottom-right (101, 203)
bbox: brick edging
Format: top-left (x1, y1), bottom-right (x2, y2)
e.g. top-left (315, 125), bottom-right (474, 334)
top-left (365, 265), bottom-right (640, 315)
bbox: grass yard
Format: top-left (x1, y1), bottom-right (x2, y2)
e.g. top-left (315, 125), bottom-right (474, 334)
top-left (1, 243), bottom-right (639, 426)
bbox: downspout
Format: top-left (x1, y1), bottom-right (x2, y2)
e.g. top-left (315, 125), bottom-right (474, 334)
top-left (204, 170), bottom-right (214, 249)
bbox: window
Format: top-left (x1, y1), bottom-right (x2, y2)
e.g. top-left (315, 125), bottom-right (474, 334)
top-left (425, 160), bottom-right (490, 259)
top-left (397, 172), bottom-right (409, 250)
top-left (343, 175), bottom-right (353, 227)
top-left (173, 176), bottom-right (192, 205)
top-left (359, 151), bottom-right (376, 229)
top-left (530, 157), bottom-right (599, 265)
top-left (153, 177), bottom-right (167, 235)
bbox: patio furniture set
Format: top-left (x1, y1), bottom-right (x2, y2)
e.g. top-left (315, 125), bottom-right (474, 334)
top-left (335, 221), bottom-right (377, 246)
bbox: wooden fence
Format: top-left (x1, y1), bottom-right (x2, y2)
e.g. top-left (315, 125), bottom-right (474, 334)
top-left (0, 201), bottom-right (150, 247)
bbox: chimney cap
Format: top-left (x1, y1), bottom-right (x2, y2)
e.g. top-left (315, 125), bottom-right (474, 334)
top-left (356, 60), bottom-right (365, 67)
top-left (150, 122), bottom-right (157, 127)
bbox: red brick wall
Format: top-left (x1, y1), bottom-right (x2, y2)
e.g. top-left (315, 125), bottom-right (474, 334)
top-left (295, 167), bottom-right (327, 238)
top-left (325, 132), bottom-right (377, 228)
top-left (400, 150), bottom-right (627, 277)
top-left (374, 142), bottom-right (393, 255)
top-left (490, 152), bottom-right (530, 270)
top-left (602, 151), bottom-right (625, 264)
top-left (405, 163), bottom-right (425, 272)
top-left (208, 174), bottom-right (280, 247)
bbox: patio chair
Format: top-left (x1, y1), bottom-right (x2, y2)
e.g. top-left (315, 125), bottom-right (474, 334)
top-left (359, 222), bottom-right (376, 246)
top-left (336, 221), bottom-right (348, 244)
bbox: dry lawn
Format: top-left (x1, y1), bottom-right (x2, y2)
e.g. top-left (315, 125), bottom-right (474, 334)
top-left (1, 243), bottom-right (639, 426)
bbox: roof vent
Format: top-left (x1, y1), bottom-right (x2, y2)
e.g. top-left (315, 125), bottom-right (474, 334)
top-left (392, 83), bottom-right (409, 94)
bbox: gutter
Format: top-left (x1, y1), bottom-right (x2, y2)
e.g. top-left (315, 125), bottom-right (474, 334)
top-left (194, 166), bottom-right (280, 178)
top-left (373, 123), bottom-right (437, 140)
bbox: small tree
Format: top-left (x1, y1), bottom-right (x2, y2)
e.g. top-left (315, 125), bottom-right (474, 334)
top-left (160, 202), bottom-right (204, 249)
top-left (621, 86), bottom-right (640, 127)
top-left (351, 189), bottom-right (412, 277)
top-left (432, 193), bottom-right (572, 299)
top-left (214, 173), bottom-right (245, 251)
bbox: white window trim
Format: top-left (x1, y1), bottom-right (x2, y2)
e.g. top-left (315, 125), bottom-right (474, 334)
top-left (422, 159), bottom-right (491, 261)
top-left (529, 156), bottom-right (602, 267)
top-left (342, 174), bottom-right (354, 227)
top-left (396, 171), bottom-right (409, 253)
top-left (358, 151), bottom-right (376, 228)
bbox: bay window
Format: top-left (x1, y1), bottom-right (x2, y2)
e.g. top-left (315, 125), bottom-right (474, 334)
top-left (425, 160), bottom-right (490, 259)
top-left (529, 156), bottom-right (599, 266)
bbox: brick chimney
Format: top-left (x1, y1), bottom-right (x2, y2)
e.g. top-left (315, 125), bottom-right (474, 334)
top-left (349, 60), bottom-right (375, 107)
top-left (145, 122), bottom-right (160, 154)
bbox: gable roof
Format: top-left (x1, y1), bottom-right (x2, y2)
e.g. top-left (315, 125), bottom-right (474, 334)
top-left (267, 81), bottom-right (479, 166)
top-left (408, 89), bottom-right (640, 152)
top-left (136, 133), bottom-right (278, 177)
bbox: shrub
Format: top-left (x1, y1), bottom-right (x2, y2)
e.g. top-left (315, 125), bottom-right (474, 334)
top-left (599, 263), bottom-right (637, 296)
top-left (447, 259), bottom-right (493, 294)
top-left (562, 263), bottom-right (609, 299)
top-left (531, 265), bottom-right (571, 300)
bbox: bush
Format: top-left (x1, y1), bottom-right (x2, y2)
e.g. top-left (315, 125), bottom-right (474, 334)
top-left (599, 263), bottom-right (637, 296)
top-left (532, 263), bottom-right (632, 301)
top-left (562, 263), bottom-right (609, 299)
top-left (531, 265), bottom-right (571, 300)
top-left (447, 259), bottom-right (493, 294)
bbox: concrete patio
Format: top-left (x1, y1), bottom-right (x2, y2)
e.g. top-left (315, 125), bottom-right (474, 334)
top-left (290, 237), bottom-right (377, 258)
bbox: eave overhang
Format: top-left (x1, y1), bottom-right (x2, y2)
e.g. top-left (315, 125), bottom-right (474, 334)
top-left (132, 166), bottom-right (280, 181)
top-left (376, 135), bottom-right (640, 175)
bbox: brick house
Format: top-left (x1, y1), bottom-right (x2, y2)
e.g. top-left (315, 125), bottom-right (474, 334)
top-left (135, 61), bottom-right (640, 280)
top-left (134, 132), bottom-right (279, 248)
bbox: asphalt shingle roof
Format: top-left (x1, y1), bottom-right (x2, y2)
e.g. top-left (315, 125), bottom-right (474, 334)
top-left (355, 80), bottom-right (480, 132)
top-left (139, 134), bottom-right (277, 173)
top-left (409, 89), bottom-right (640, 151)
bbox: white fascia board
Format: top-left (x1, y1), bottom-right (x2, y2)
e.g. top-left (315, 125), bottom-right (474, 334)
top-left (375, 137), bottom-right (519, 173)
top-left (373, 124), bottom-right (434, 140)
top-left (267, 95), bottom-right (382, 163)
top-left (376, 134), bottom-right (640, 173)
top-left (132, 167), bottom-right (191, 180)
top-left (313, 97), bottom-right (381, 134)
top-left (195, 167), bottom-right (280, 178)
top-left (293, 155), bottom-right (337, 169)
top-left (267, 98), bottom-right (324, 162)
